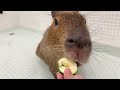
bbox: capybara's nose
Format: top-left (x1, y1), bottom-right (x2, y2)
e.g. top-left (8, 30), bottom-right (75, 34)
top-left (66, 35), bottom-right (91, 49)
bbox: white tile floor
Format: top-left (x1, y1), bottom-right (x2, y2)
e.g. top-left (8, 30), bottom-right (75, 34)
top-left (0, 27), bottom-right (120, 79)
top-left (0, 28), bottom-right (54, 79)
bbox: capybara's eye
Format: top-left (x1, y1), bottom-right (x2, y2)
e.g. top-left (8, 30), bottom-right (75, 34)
top-left (54, 19), bottom-right (58, 26)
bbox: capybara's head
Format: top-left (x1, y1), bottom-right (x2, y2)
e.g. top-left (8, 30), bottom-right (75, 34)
top-left (40, 11), bottom-right (92, 66)
top-left (36, 11), bottom-right (92, 76)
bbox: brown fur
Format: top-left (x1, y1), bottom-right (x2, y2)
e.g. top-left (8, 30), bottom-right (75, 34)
top-left (36, 11), bottom-right (92, 78)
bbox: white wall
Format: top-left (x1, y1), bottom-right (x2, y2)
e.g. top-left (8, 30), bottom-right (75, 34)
top-left (19, 11), bottom-right (52, 34)
top-left (83, 11), bottom-right (120, 48)
top-left (0, 11), bottom-right (19, 31)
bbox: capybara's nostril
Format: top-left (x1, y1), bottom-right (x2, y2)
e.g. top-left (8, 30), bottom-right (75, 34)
top-left (67, 39), bottom-right (75, 44)
top-left (66, 38), bottom-right (76, 48)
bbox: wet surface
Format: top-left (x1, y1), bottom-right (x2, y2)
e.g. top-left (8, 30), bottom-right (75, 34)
top-left (9, 33), bottom-right (15, 35)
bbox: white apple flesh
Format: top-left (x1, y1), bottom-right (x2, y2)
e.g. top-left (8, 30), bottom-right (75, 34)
top-left (58, 58), bottom-right (78, 74)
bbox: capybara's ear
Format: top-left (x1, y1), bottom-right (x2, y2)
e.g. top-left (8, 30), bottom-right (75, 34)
top-left (51, 11), bottom-right (80, 18)
top-left (64, 11), bottom-right (79, 13)
top-left (51, 11), bottom-right (62, 18)
top-left (72, 11), bottom-right (79, 14)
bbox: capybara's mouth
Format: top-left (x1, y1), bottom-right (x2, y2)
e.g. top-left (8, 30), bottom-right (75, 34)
top-left (65, 51), bottom-right (81, 67)
top-left (75, 62), bottom-right (80, 67)
top-left (65, 46), bottom-right (91, 66)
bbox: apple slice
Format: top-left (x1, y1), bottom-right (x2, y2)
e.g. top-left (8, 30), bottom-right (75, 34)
top-left (58, 58), bottom-right (77, 74)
